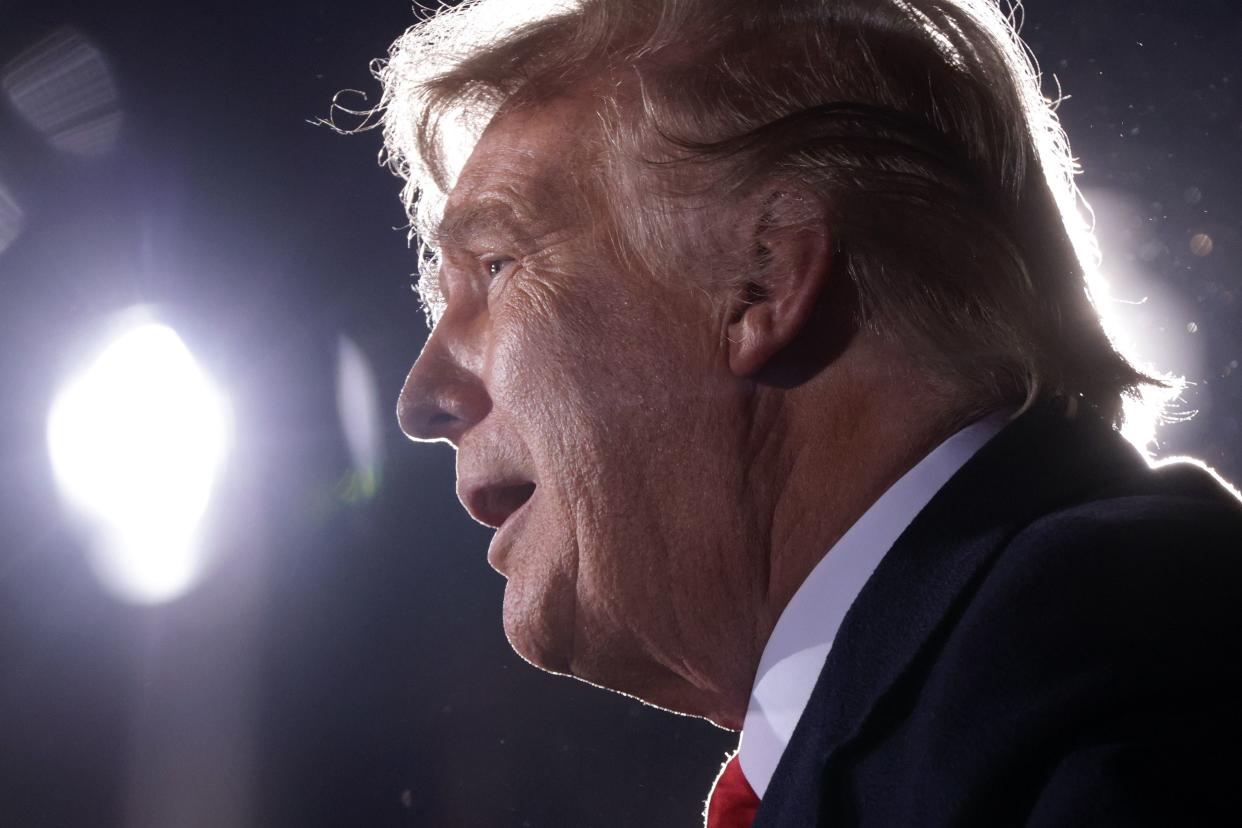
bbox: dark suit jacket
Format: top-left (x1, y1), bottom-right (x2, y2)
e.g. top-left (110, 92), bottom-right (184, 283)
top-left (753, 402), bottom-right (1242, 826)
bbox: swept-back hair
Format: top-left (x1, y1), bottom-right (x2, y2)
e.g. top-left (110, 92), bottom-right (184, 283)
top-left (357, 0), bottom-right (1167, 430)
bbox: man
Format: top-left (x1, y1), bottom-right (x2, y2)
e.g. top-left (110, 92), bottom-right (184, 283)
top-left (365, 0), bottom-right (1242, 823)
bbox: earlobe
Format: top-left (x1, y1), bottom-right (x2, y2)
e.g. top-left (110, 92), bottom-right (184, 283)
top-left (727, 302), bottom-right (774, 375)
top-left (725, 189), bottom-right (834, 378)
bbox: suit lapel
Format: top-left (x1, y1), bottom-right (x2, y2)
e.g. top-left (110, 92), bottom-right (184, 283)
top-left (752, 403), bottom-right (1146, 825)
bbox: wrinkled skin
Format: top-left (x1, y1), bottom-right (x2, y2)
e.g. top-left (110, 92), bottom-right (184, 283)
top-left (398, 96), bottom-right (949, 728)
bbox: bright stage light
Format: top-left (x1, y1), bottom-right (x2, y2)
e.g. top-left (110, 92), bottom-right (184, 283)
top-left (1080, 188), bottom-right (1206, 455)
top-left (47, 322), bottom-right (230, 604)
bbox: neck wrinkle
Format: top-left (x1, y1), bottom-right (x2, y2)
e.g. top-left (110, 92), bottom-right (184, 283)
top-left (756, 381), bottom-right (956, 658)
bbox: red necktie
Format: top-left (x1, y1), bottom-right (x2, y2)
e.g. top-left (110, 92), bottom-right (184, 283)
top-left (706, 752), bottom-right (760, 828)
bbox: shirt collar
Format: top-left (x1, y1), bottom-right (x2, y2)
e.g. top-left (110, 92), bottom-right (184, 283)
top-left (737, 411), bottom-right (1012, 798)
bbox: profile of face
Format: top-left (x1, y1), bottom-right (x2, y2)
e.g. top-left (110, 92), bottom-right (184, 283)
top-left (397, 97), bottom-right (770, 723)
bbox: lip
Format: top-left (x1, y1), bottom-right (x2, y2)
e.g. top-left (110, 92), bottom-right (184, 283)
top-left (459, 478), bottom-right (536, 529)
top-left (455, 445), bottom-right (537, 571)
top-left (486, 487), bottom-right (537, 574)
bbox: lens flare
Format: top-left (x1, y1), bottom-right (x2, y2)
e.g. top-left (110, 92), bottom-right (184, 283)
top-left (0, 180), bottom-right (23, 256)
top-left (2, 28), bottom-right (122, 156)
top-left (335, 335), bottom-right (383, 501)
top-left (47, 323), bottom-right (230, 603)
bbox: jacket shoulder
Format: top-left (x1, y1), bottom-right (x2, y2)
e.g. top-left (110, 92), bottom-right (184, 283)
top-left (998, 455), bottom-right (1242, 604)
top-left (954, 455), bottom-right (1242, 694)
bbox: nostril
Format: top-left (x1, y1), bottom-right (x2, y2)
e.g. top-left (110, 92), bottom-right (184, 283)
top-left (398, 397), bottom-right (469, 443)
top-left (397, 354), bottom-right (491, 443)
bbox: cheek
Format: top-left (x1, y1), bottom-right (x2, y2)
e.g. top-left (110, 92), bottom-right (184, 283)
top-left (486, 270), bottom-right (734, 649)
top-left (490, 268), bottom-right (721, 513)
top-left (489, 274), bottom-right (639, 428)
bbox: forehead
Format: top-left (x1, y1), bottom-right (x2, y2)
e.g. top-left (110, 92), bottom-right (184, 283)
top-left (438, 97), bottom-right (600, 242)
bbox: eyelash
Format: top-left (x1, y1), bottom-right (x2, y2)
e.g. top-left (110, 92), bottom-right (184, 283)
top-left (484, 257), bottom-right (516, 280)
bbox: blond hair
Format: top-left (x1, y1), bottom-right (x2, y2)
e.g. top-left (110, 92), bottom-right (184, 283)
top-left (355, 0), bottom-right (1167, 428)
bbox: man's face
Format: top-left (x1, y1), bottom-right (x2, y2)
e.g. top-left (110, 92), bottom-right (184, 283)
top-left (398, 97), bottom-right (765, 721)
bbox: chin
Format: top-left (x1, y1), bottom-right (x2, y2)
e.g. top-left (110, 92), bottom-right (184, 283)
top-left (501, 584), bottom-right (575, 675)
top-left (505, 612), bottom-right (745, 730)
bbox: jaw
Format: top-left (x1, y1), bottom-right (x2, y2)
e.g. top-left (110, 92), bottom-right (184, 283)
top-left (500, 548), bottom-right (754, 729)
top-left (572, 654), bottom-right (750, 731)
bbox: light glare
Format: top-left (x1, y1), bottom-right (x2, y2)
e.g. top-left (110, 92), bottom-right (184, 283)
top-left (335, 335), bottom-right (383, 500)
top-left (0, 179), bottom-right (23, 256)
top-left (2, 28), bottom-right (122, 156)
top-left (48, 323), bottom-right (230, 603)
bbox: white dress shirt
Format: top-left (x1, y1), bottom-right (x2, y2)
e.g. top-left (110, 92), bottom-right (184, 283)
top-left (737, 411), bottom-right (1012, 798)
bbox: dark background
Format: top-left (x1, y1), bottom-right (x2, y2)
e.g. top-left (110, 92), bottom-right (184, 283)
top-left (0, 1), bottom-right (1238, 826)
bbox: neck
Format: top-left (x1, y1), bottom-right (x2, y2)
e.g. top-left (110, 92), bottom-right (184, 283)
top-left (733, 341), bottom-right (963, 720)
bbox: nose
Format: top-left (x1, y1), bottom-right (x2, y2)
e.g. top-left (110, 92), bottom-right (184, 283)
top-left (397, 328), bottom-right (491, 446)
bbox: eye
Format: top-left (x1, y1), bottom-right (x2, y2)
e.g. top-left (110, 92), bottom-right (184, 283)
top-left (485, 257), bottom-right (515, 280)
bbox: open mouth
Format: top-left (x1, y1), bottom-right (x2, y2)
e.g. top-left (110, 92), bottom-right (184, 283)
top-left (465, 481), bottom-right (537, 529)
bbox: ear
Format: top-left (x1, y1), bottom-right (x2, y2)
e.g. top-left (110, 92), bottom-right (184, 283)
top-left (726, 188), bottom-right (834, 377)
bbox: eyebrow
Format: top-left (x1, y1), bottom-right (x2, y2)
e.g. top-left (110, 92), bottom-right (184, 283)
top-left (431, 198), bottom-right (538, 251)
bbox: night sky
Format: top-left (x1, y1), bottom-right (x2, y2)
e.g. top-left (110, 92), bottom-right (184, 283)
top-left (0, 1), bottom-right (1238, 826)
